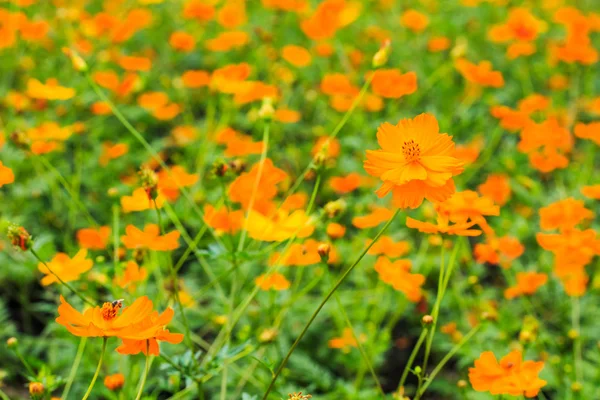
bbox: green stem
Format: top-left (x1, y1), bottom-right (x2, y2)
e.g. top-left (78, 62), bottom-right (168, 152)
top-left (14, 347), bottom-right (35, 377)
top-left (61, 337), bottom-right (87, 400)
top-left (30, 248), bottom-right (94, 306)
top-left (261, 208), bottom-right (401, 399)
top-left (82, 337), bottom-right (107, 400)
top-left (415, 324), bottom-right (482, 399)
top-left (135, 341), bottom-right (151, 400)
top-left (153, 200), bottom-right (193, 350)
top-left (397, 327), bottom-right (429, 393)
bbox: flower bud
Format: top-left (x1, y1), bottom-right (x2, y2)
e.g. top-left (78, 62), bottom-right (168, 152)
top-left (6, 337), bottom-right (17, 347)
top-left (10, 130), bottom-right (31, 150)
top-left (229, 159), bottom-right (247, 174)
top-left (62, 47), bottom-right (88, 72)
top-left (571, 382), bottom-right (582, 392)
top-left (324, 199), bottom-right (347, 218)
top-left (457, 379), bottom-right (467, 388)
top-left (317, 243), bottom-right (331, 260)
top-left (7, 224), bottom-right (32, 251)
top-left (138, 166), bottom-right (158, 200)
top-left (29, 382), bottom-right (45, 396)
top-left (422, 315), bottom-right (434, 325)
top-left (258, 97), bottom-right (275, 120)
top-left (212, 160), bottom-right (229, 177)
top-left (104, 373), bottom-right (125, 391)
top-left (372, 39), bottom-right (391, 68)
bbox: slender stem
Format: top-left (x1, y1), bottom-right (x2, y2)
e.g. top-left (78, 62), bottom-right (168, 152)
top-left (14, 347), bottom-right (35, 377)
top-left (154, 200), bottom-right (193, 350)
top-left (135, 340), bottom-right (151, 400)
top-left (415, 324), bottom-right (482, 399)
top-left (421, 244), bottom-right (446, 377)
top-left (82, 337), bottom-right (107, 400)
top-left (398, 328), bottom-right (429, 393)
top-left (30, 248), bottom-right (94, 306)
top-left (262, 208), bottom-right (401, 399)
top-left (238, 121), bottom-right (271, 252)
top-left (572, 296), bottom-right (583, 384)
top-left (61, 337), bottom-right (87, 400)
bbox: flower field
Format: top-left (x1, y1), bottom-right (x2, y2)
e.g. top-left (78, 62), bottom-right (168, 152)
top-left (1, 0), bottom-right (600, 399)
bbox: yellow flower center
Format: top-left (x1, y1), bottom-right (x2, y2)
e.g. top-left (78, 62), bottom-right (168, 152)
top-left (101, 300), bottom-right (123, 321)
top-left (402, 139), bottom-right (421, 162)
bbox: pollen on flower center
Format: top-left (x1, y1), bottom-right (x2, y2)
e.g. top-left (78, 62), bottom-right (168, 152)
top-left (101, 300), bottom-right (123, 321)
top-left (402, 139), bottom-right (421, 162)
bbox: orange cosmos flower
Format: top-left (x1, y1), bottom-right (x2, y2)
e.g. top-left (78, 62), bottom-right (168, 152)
top-left (517, 118), bottom-right (572, 172)
top-left (374, 257), bottom-right (425, 302)
top-left (104, 373), bottom-right (125, 391)
top-left (205, 31), bottom-right (249, 51)
top-left (455, 59), bottom-right (504, 88)
top-left (453, 136), bottom-right (483, 165)
top-left (281, 193), bottom-right (308, 211)
top-left (77, 227), bottom-right (111, 250)
top-left (300, 0), bottom-right (346, 40)
top-left (428, 36), bottom-right (451, 52)
top-left (26, 78), bottom-right (75, 100)
top-left (215, 127), bottom-right (264, 157)
top-left (281, 45), bottom-right (312, 67)
top-left (367, 236), bottom-right (410, 258)
top-left (369, 69), bottom-right (418, 99)
top-left (121, 224), bottom-right (180, 251)
top-left (364, 113), bottom-right (464, 209)
top-left (169, 31), bottom-right (195, 52)
top-left (116, 308), bottom-right (184, 355)
top-left (118, 56), bottom-right (152, 72)
top-left (506, 42), bottom-right (536, 59)
top-left (210, 62), bottom-right (252, 93)
top-left (203, 204), bottom-right (244, 234)
top-left (478, 174), bottom-right (511, 206)
top-left (232, 81), bottom-right (278, 105)
top-left (91, 101), bottom-right (112, 115)
top-left (57, 295), bottom-right (152, 338)
top-left (256, 273), bottom-right (290, 291)
top-left (320, 73), bottom-right (359, 96)
top-left (182, 70), bottom-right (211, 88)
top-left (326, 223), bottom-right (346, 239)
top-left (330, 172), bottom-right (362, 194)
top-left (581, 184), bottom-right (600, 200)
top-left (406, 207), bottom-right (482, 237)
top-left (217, 0), bottom-right (247, 29)
top-left (31, 141), bottom-right (59, 155)
top-left (400, 9), bottom-right (429, 32)
top-left (99, 142), bottom-right (129, 166)
top-left (269, 239), bottom-right (323, 267)
top-left (562, 271), bottom-right (588, 297)
top-left (438, 190), bottom-right (499, 234)
top-left (183, 0), bottom-right (216, 21)
top-left (328, 328), bottom-right (366, 353)
top-left (114, 261), bottom-right (147, 292)
top-left (0, 161), bottom-right (15, 187)
top-left (469, 350), bottom-right (547, 398)
top-left (38, 249), bottom-right (93, 286)
top-left (246, 209), bottom-right (314, 242)
top-left (274, 109), bottom-right (301, 123)
top-left (537, 229), bottom-right (600, 268)
top-left (171, 125), bottom-right (198, 146)
top-left (504, 272), bottom-right (548, 299)
top-left (495, 8), bottom-right (546, 42)
top-left (312, 136), bottom-right (341, 159)
top-left (352, 206), bottom-right (394, 229)
top-left (121, 188), bottom-right (166, 213)
top-left (539, 198), bottom-right (593, 232)
top-left (228, 158), bottom-right (287, 213)
top-left (474, 236), bottom-right (524, 267)
top-left (157, 166), bottom-right (198, 201)
top-left (574, 121), bottom-right (600, 145)
top-left (490, 106), bottom-right (532, 132)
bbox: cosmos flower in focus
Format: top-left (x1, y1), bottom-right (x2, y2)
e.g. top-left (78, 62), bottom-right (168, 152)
top-left (364, 113), bottom-right (464, 209)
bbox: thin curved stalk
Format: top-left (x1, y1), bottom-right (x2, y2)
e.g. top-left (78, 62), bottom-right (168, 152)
top-left (82, 337), bottom-right (107, 400)
top-left (135, 341), bottom-right (151, 400)
top-left (262, 208), bottom-right (401, 399)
